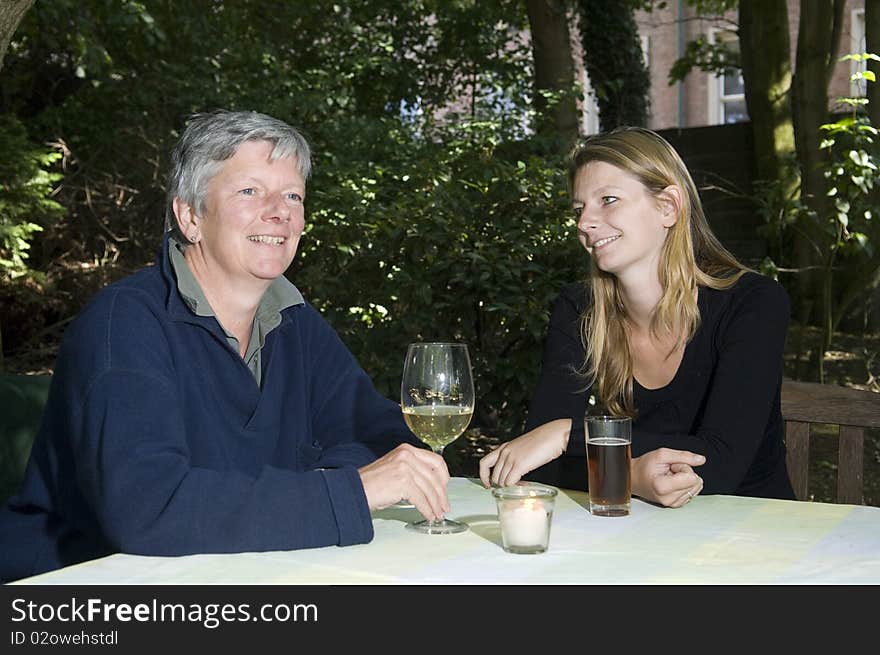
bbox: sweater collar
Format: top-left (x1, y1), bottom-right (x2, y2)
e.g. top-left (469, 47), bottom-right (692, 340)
top-left (157, 231), bottom-right (304, 326)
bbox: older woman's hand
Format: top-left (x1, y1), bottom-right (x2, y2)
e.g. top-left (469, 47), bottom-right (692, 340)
top-left (358, 443), bottom-right (450, 522)
top-left (478, 419), bottom-right (571, 488)
top-left (632, 448), bottom-right (705, 508)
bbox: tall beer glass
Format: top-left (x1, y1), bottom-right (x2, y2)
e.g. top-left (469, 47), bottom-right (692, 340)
top-left (585, 416), bottom-right (632, 517)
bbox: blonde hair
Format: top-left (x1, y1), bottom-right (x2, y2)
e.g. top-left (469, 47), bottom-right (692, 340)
top-left (568, 127), bottom-right (747, 417)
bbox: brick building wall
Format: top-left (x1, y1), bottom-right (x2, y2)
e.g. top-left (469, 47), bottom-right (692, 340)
top-left (615, 2), bottom-right (869, 275)
top-left (633, 0), bottom-right (866, 131)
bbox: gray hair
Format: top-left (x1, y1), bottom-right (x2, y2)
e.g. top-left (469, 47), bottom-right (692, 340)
top-left (164, 109), bottom-right (312, 237)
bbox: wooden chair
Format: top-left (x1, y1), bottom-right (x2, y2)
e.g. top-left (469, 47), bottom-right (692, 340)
top-left (781, 379), bottom-right (880, 504)
top-left (0, 374), bottom-right (52, 503)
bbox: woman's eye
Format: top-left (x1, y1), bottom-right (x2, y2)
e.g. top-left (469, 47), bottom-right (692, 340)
top-left (239, 188), bottom-right (256, 196)
top-left (602, 196), bottom-right (618, 205)
top-left (573, 205), bottom-right (584, 219)
top-left (286, 192), bottom-right (303, 202)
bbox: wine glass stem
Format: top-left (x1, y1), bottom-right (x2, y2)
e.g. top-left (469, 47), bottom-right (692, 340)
top-left (430, 445), bottom-right (446, 527)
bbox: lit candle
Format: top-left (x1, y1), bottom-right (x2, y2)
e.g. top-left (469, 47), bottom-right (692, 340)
top-left (500, 498), bottom-right (548, 548)
top-left (493, 485), bottom-right (557, 554)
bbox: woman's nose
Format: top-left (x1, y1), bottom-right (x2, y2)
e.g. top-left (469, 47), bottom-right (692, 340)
top-left (577, 210), bottom-right (598, 231)
top-left (263, 195), bottom-right (292, 222)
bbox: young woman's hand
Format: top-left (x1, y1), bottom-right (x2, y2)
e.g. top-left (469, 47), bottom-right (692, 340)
top-left (631, 448), bottom-right (705, 508)
top-left (478, 419), bottom-right (571, 488)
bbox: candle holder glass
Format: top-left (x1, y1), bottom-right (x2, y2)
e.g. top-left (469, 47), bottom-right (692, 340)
top-left (492, 485), bottom-right (558, 554)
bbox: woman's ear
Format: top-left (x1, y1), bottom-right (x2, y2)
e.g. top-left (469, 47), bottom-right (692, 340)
top-left (657, 185), bottom-right (683, 228)
top-left (172, 197), bottom-right (200, 243)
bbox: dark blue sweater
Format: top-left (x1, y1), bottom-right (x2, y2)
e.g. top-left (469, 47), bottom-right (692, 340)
top-left (0, 237), bottom-right (418, 581)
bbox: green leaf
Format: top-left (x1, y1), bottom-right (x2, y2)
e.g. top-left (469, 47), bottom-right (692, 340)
top-left (849, 150), bottom-right (866, 166)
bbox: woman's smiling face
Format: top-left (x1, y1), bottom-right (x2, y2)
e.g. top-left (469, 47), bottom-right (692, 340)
top-left (572, 160), bottom-right (676, 279)
top-left (195, 139), bottom-right (306, 287)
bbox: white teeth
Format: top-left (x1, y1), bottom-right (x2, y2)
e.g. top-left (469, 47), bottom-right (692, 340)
top-left (593, 235), bottom-right (620, 248)
top-left (248, 235), bottom-right (285, 245)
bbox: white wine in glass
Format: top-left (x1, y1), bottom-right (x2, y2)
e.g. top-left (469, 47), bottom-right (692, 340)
top-left (401, 342), bottom-right (474, 534)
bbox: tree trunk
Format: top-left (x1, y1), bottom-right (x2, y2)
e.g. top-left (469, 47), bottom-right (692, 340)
top-left (791, 0), bottom-right (845, 373)
top-left (524, 0), bottom-right (579, 142)
top-left (738, 0), bottom-right (796, 184)
top-left (576, 0), bottom-right (650, 131)
top-left (792, 0), bottom-right (844, 246)
top-left (0, 0), bottom-right (33, 74)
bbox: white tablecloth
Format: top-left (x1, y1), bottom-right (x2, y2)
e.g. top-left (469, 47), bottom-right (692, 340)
top-left (13, 477), bottom-right (880, 584)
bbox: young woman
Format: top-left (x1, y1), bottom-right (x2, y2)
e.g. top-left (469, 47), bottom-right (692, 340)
top-left (479, 127), bottom-right (795, 507)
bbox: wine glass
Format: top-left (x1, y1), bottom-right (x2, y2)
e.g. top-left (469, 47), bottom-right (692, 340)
top-left (401, 342), bottom-right (474, 534)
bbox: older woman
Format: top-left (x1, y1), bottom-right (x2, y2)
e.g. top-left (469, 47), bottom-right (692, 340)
top-left (0, 110), bottom-right (448, 582)
top-left (480, 127), bottom-right (795, 506)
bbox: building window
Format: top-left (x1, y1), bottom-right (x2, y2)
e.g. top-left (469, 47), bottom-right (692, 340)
top-left (709, 28), bottom-right (748, 125)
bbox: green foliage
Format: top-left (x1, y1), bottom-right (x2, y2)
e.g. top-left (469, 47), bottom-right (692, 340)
top-left (753, 151), bottom-right (802, 274)
top-left (664, 0), bottom-right (738, 85)
top-left (1, 0), bottom-right (589, 438)
top-left (668, 36), bottom-right (739, 85)
top-left (577, 0), bottom-right (650, 130)
top-left (296, 113), bottom-right (585, 436)
top-left (0, 114), bottom-right (63, 279)
top-left (814, 57), bottom-right (880, 296)
top-left (757, 53), bottom-right (880, 374)
top-left (682, 0), bottom-right (736, 14)
top-left (3, 0), bottom-right (537, 265)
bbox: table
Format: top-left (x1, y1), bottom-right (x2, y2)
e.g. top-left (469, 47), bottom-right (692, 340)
top-left (12, 477), bottom-right (880, 585)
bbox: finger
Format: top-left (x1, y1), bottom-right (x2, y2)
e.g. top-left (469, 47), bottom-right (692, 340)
top-left (490, 447), bottom-right (508, 487)
top-left (406, 482), bottom-right (440, 523)
top-left (670, 476), bottom-right (704, 508)
top-left (498, 454), bottom-right (524, 487)
top-left (419, 454), bottom-right (451, 515)
top-left (409, 464), bottom-right (448, 520)
top-left (668, 491), bottom-right (690, 508)
top-left (655, 448), bottom-right (707, 467)
top-left (495, 449), bottom-right (524, 487)
top-left (494, 449), bottom-right (513, 486)
top-left (395, 446), bottom-right (449, 515)
top-left (653, 469), bottom-right (701, 498)
top-left (681, 481), bottom-right (703, 507)
top-left (662, 478), bottom-right (699, 508)
top-left (479, 449), bottom-right (501, 488)
top-left (408, 446), bottom-right (451, 490)
top-left (407, 443), bottom-right (447, 470)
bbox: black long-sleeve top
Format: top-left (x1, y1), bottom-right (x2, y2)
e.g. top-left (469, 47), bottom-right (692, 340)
top-left (524, 271), bottom-right (796, 499)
